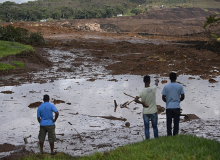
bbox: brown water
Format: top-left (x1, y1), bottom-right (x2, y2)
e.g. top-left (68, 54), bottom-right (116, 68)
top-left (0, 74), bottom-right (219, 157)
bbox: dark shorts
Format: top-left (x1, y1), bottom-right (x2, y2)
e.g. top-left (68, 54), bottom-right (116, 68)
top-left (38, 125), bottom-right (56, 142)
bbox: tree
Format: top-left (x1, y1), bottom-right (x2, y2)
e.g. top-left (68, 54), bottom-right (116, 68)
top-left (131, 8), bottom-right (142, 15)
top-left (203, 15), bottom-right (220, 42)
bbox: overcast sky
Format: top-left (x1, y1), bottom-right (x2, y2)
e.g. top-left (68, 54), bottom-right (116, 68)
top-left (0, 0), bottom-right (35, 4)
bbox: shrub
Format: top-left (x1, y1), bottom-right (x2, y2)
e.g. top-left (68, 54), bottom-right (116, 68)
top-left (28, 32), bottom-right (45, 45)
top-left (0, 25), bottom-right (45, 46)
top-left (130, 8), bottom-right (142, 15)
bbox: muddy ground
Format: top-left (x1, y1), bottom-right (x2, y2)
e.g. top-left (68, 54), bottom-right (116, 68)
top-left (0, 8), bottom-right (220, 159)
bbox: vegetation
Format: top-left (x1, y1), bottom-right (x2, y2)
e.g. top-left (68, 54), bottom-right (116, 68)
top-left (11, 60), bottom-right (25, 67)
top-left (203, 15), bottom-right (220, 42)
top-left (0, 40), bottom-right (33, 71)
top-left (0, 25), bottom-right (45, 45)
top-left (0, 0), bottom-right (219, 22)
top-left (0, 40), bottom-right (34, 57)
top-left (0, 62), bottom-right (16, 71)
top-left (19, 135), bottom-right (220, 160)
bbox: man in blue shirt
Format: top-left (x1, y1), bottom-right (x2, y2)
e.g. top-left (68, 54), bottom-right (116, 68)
top-left (162, 72), bottom-right (185, 136)
top-left (37, 94), bottom-right (59, 155)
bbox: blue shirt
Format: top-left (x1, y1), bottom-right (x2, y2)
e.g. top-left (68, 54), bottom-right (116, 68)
top-left (37, 102), bottom-right (58, 126)
top-left (162, 82), bottom-right (184, 109)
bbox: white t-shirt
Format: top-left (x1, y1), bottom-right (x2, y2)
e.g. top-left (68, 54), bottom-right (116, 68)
top-left (138, 85), bottom-right (157, 114)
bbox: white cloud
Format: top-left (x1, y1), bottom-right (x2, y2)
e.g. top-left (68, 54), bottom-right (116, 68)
top-left (0, 0), bottom-right (36, 4)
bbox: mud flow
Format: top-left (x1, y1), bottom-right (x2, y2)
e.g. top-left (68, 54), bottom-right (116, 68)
top-left (0, 74), bottom-right (219, 158)
top-left (1, 8), bottom-right (220, 157)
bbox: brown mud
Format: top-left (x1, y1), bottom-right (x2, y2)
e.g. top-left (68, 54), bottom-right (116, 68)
top-left (0, 8), bottom-right (220, 159)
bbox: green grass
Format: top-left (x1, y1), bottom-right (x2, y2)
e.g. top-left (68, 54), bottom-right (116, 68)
top-left (11, 60), bottom-right (25, 68)
top-left (19, 134), bottom-right (220, 160)
top-left (0, 40), bottom-right (34, 58)
top-left (0, 63), bottom-right (16, 71)
top-left (0, 40), bottom-right (33, 71)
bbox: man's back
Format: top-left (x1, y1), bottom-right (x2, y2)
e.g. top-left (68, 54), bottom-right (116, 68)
top-left (162, 82), bottom-right (184, 109)
top-left (37, 102), bottom-right (57, 126)
top-left (138, 85), bottom-right (157, 114)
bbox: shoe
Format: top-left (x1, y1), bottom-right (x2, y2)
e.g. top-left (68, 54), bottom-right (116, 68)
top-left (51, 151), bottom-right (57, 155)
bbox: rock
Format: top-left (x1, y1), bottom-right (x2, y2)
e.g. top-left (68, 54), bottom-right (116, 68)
top-left (125, 122), bottom-right (130, 127)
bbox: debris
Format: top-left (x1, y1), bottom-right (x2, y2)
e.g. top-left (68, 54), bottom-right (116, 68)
top-left (161, 80), bottom-right (167, 84)
top-left (180, 114), bottom-right (200, 122)
top-left (157, 105), bottom-right (165, 114)
top-left (56, 133), bottom-right (64, 136)
top-left (124, 92), bottom-right (135, 98)
top-left (120, 101), bottom-right (129, 108)
top-left (28, 102), bottom-right (42, 108)
top-left (53, 99), bottom-right (65, 104)
top-left (0, 91), bottom-right (14, 94)
top-left (114, 100), bottom-right (118, 112)
top-left (125, 122), bottom-right (130, 127)
top-left (74, 128), bottom-right (83, 141)
top-left (209, 78), bottom-right (217, 83)
top-left (90, 115), bottom-right (127, 121)
top-left (23, 135), bottom-right (31, 144)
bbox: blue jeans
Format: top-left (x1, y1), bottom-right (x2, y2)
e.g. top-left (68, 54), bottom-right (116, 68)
top-left (143, 112), bottom-right (159, 139)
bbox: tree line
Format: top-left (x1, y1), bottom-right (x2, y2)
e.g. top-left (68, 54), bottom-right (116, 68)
top-left (0, 0), bottom-right (192, 22)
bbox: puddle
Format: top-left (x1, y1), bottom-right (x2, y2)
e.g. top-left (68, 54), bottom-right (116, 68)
top-left (0, 75), bottom-right (219, 157)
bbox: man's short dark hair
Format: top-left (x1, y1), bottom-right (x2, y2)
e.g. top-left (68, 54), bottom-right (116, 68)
top-left (43, 94), bottom-right (50, 102)
top-left (169, 72), bottom-right (177, 81)
top-left (143, 75), bottom-right (150, 83)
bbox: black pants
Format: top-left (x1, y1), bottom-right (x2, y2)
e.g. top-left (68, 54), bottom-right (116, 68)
top-left (166, 108), bottom-right (180, 136)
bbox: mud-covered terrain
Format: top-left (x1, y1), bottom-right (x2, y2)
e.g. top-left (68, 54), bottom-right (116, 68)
top-left (0, 8), bottom-right (220, 159)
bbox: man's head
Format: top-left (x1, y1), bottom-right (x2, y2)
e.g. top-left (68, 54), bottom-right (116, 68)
top-left (169, 72), bottom-right (177, 81)
top-left (43, 94), bottom-right (50, 102)
top-left (143, 75), bottom-right (150, 83)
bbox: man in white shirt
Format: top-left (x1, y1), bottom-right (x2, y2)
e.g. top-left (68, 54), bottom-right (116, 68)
top-left (135, 75), bottom-right (159, 139)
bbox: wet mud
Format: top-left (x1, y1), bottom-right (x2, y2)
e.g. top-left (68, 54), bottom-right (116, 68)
top-left (0, 7), bottom-right (220, 159)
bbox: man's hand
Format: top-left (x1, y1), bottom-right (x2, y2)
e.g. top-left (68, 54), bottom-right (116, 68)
top-left (135, 96), bottom-right (149, 108)
top-left (142, 103), bottom-right (149, 108)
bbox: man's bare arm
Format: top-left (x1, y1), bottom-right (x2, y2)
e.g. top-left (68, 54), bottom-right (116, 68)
top-left (37, 117), bottom-right (41, 123)
top-left (162, 95), bottom-right (166, 102)
top-left (180, 94), bottom-right (185, 101)
top-left (52, 111), bottom-right (59, 122)
top-left (134, 96), bottom-right (149, 108)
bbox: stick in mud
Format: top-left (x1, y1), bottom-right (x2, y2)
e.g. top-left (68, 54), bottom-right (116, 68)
top-left (124, 92), bottom-right (135, 98)
top-left (114, 100), bottom-right (117, 112)
top-left (74, 128), bottom-right (83, 141)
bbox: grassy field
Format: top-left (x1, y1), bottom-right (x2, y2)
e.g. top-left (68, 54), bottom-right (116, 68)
top-left (0, 40), bottom-right (34, 58)
top-left (19, 134), bottom-right (220, 160)
top-left (0, 40), bottom-right (33, 71)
